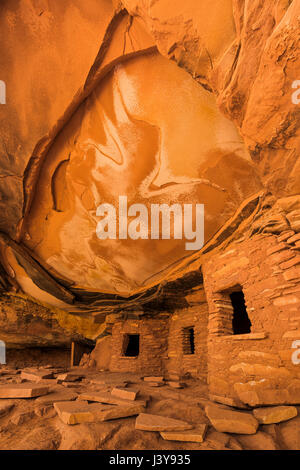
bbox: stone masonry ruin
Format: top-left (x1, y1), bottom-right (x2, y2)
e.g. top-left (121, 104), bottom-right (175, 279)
top-left (0, 0), bottom-right (300, 451)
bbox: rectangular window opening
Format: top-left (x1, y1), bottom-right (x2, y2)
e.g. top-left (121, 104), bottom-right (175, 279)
top-left (122, 334), bottom-right (140, 357)
top-left (182, 327), bottom-right (195, 355)
top-left (230, 289), bottom-right (252, 335)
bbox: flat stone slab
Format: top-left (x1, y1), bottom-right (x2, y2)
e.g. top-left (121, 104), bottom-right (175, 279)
top-left (145, 382), bottom-right (165, 387)
top-left (205, 405), bottom-right (259, 435)
top-left (43, 366), bottom-right (68, 373)
top-left (54, 400), bottom-right (103, 424)
top-left (143, 377), bottom-right (164, 383)
top-left (135, 413), bottom-right (193, 432)
top-left (111, 387), bottom-right (139, 401)
top-left (0, 401), bottom-right (14, 417)
top-left (99, 403), bottom-right (145, 422)
top-left (253, 406), bottom-right (298, 424)
top-left (78, 391), bottom-right (147, 407)
top-left (160, 425), bottom-right (207, 443)
top-left (90, 379), bottom-right (128, 387)
top-left (209, 394), bottom-right (249, 410)
top-left (57, 373), bottom-right (83, 383)
top-left (0, 369), bottom-right (19, 376)
top-left (0, 383), bottom-right (49, 398)
top-left (61, 382), bottom-right (82, 389)
top-left (21, 370), bottom-right (54, 382)
top-left (54, 400), bottom-right (144, 425)
top-left (236, 388), bottom-right (292, 406)
top-left (167, 382), bottom-right (185, 389)
top-left (35, 390), bottom-right (78, 405)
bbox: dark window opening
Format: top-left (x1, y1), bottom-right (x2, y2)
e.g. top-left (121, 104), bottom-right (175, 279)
top-left (182, 327), bottom-right (195, 355)
top-left (230, 290), bottom-right (252, 335)
top-left (123, 334), bottom-right (140, 357)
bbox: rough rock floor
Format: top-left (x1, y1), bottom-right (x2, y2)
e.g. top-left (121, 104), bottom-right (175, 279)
top-left (0, 365), bottom-right (299, 450)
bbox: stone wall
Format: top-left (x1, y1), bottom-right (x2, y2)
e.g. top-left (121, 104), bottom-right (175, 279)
top-left (202, 231), bottom-right (300, 407)
top-left (103, 229), bottom-right (300, 405)
top-left (109, 316), bottom-right (169, 375)
top-left (165, 292), bottom-right (208, 381)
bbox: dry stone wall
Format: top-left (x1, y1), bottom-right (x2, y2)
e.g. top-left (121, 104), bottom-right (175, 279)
top-left (110, 317), bottom-right (169, 375)
top-left (203, 231), bottom-right (300, 407)
top-left (165, 301), bottom-right (208, 381)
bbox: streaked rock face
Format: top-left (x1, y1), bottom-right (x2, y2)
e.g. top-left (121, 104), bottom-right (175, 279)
top-left (0, 0), bottom-right (299, 341)
top-left (0, 0), bottom-right (116, 239)
top-left (21, 52), bottom-right (261, 296)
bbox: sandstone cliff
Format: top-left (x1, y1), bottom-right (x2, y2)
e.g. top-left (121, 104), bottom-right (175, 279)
top-left (0, 0), bottom-right (299, 345)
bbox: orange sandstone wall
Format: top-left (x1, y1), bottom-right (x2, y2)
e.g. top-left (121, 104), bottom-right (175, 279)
top-left (165, 305), bottom-right (208, 382)
top-left (110, 317), bottom-right (169, 375)
top-left (108, 298), bottom-right (208, 380)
